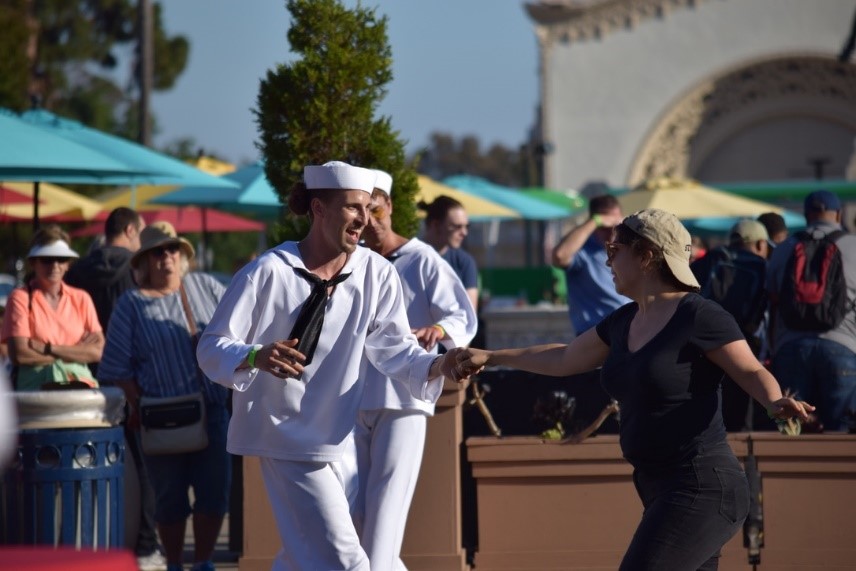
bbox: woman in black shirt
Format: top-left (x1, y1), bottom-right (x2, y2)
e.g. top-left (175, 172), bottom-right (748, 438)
top-left (455, 209), bottom-right (813, 570)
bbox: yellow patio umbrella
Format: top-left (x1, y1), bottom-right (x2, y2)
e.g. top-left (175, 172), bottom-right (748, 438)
top-left (618, 177), bottom-right (791, 218)
top-left (192, 156), bottom-right (236, 177)
top-left (0, 180), bottom-right (104, 221)
top-left (96, 156), bottom-right (237, 211)
top-left (416, 175), bottom-right (518, 220)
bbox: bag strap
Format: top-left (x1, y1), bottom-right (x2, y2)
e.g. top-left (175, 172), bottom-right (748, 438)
top-left (179, 282), bottom-right (205, 393)
top-left (179, 283), bottom-right (198, 337)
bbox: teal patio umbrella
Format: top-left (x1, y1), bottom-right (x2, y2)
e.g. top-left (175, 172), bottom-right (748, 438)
top-left (20, 109), bottom-right (238, 193)
top-left (684, 211), bottom-right (806, 237)
top-left (0, 109), bottom-right (156, 183)
top-left (0, 109), bottom-right (163, 228)
top-left (443, 175), bottom-right (574, 266)
top-left (443, 175), bottom-right (573, 220)
top-left (154, 162), bottom-right (282, 220)
top-left (713, 179), bottom-right (856, 202)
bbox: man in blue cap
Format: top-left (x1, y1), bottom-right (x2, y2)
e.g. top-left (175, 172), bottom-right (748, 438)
top-left (766, 190), bottom-right (856, 431)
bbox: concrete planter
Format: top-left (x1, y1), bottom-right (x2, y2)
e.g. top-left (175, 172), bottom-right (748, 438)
top-left (466, 433), bottom-right (856, 570)
top-left (239, 380), bottom-right (469, 571)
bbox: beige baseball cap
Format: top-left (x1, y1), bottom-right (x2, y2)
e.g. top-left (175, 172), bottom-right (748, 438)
top-left (623, 209), bottom-right (700, 289)
top-left (730, 219), bottom-right (770, 244)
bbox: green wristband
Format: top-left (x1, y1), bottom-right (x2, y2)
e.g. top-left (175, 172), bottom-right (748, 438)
top-left (247, 344), bottom-right (263, 369)
top-left (592, 214), bottom-right (603, 227)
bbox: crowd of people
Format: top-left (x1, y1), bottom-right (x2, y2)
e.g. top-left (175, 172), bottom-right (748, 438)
top-left (0, 160), bottom-right (849, 570)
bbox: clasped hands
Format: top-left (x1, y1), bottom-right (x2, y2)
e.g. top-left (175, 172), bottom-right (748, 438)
top-left (248, 341), bottom-right (493, 383)
top-left (437, 347), bottom-right (490, 383)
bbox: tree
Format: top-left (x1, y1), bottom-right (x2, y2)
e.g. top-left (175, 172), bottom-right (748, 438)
top-left (416, 132), bottom-right (528, 187)
top-left (0, 1), bottom-right (188, 140)
top-left (256, 0), bottom-right (420, 240)
top-left (0, 0), bottom-right (30, 111)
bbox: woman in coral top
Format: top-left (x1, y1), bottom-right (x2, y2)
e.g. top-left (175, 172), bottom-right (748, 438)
top-left (0, 224), bottom-right (103, 390)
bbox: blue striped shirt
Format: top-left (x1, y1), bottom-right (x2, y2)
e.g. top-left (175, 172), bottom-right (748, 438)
top-left (98, 272), bottom-right (228, 404)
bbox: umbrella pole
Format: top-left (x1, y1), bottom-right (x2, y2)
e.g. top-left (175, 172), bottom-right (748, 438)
top-left (33, 181), bottom-right (40, 231)
top-left (201, 207), bottom-right (208, 271)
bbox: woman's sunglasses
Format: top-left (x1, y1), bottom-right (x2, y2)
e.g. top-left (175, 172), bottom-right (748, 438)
top-left (605, 241), bottom-right (625, 261)
top-left (35, 257), bottom-right (70, 265)
top-left (150, 243), bottom-right (181, 257)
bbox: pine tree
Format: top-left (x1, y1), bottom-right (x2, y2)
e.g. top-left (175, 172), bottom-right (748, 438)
top-left (256, 0), bottom-right (420, 240)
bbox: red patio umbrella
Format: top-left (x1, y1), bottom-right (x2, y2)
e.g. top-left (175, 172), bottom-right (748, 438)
top-left (71, 206), bottom-right (264, 236)
top-left (0, 184), bottom-right (36, 205)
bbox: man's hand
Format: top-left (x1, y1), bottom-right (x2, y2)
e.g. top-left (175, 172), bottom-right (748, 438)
top-left (255, 339), bottom-right (307, 379)
top-left (413, 325), bottom-right (444, 351)
top-left (598, 210), bottom-right (624, 229)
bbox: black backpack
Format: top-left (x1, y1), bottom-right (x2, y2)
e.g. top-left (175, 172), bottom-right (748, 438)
top-left (700, 246), bottom-right (767, 338)
top-left (778, 229), bottom-right (849, 331)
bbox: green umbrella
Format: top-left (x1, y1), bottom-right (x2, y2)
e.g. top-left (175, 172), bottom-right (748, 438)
top-left (520, 187), bottom-right (587, 214)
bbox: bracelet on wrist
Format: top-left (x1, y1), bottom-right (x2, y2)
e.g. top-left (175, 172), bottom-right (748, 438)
top-left (247, 344), bottom-right (263, 369)
top-left (44, 342), bottom-right (52, 356)
top-left (432, 324), bottom-right (446, 338)
top-left (592, 214), bottom-right (603, 227)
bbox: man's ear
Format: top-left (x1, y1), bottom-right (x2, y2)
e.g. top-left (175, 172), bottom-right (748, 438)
top-left (309, 196), bottom-right (325, 219)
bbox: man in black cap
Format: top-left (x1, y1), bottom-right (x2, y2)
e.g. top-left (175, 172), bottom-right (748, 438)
top-left (766, 190), bottom-right (856, 431)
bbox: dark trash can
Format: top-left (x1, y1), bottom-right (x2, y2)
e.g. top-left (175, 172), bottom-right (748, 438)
top-left (0, 388), bottom-right (126, 549)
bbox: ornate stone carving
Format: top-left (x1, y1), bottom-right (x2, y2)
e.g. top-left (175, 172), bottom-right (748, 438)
top-left (629, 56), bottom-right (856, 185)
top-left (526, 0), bottom-right (711, 45)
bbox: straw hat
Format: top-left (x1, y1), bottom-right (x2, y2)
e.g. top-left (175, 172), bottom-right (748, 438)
top-left (130, 221), bottom-right (195, 269)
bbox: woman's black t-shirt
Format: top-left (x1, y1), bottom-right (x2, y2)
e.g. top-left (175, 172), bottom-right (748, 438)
top-left (595, 293), bottom-right (744, 469)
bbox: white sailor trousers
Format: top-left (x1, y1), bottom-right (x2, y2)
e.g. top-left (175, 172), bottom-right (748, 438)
top-left (354, 409), bottom-right (428, 571)
top-left (259, 456), bottom-right (370, 571)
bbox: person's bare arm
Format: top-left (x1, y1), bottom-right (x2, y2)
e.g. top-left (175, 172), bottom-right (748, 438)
top-left (8, 337), bottom-right (54, 366)
top-left (551, 210), bottom-right (623, 268)
top-left (456, 326), bottom-right (610, 379)
top-left (706, 340), bottom-right (814, 420)
top-left (113, 379), bottom-right (142, 430)
top-left (46, 331), bottom-right (105, 364)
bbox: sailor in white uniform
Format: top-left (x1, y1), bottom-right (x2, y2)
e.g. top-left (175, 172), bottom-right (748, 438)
top-left (352, 170), bottom-right (477, 570)
top-left (196, 161), bottom-right (466, 571)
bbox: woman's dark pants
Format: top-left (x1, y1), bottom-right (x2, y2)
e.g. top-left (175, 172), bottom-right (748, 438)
top-left (620, 449), bottom-right (750, 571)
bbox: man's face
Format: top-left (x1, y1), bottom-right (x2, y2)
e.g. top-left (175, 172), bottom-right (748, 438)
top-left (593, 206), bottom-right (622, 243)
top-left (128, 220), bottom-right (146, 252)
top-left (440, 207), bottom-right (469, 249)
top-left (362, 191), bottom-right (392, 251)
top-left (317, 189), bottom-right (371, 254)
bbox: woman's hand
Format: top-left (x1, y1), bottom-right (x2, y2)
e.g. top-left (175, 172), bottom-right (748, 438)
top-left (454, 347), bottom-right (491, 378)
top-left (767, 396), bottom-right (815, 422)
top-left (432, 348), bottom-right (482, 383)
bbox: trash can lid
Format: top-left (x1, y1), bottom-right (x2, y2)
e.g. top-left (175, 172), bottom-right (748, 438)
top-left (15, 387), bottom-right (126, 429)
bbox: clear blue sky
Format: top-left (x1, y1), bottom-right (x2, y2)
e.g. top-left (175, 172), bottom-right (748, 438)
top-left (152, 0), bottom-right (539, 166)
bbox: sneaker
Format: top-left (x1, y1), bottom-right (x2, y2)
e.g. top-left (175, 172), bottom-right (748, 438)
top-left (136, 549), bottom-right (168, 571)
top-left (189, 562), bottom-right (215, 571)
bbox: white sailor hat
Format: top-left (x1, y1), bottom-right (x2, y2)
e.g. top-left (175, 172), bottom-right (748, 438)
top-left (304, 161), bottom-right (376, 194)
top-left (373, 170), bottom-right (393, 196)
